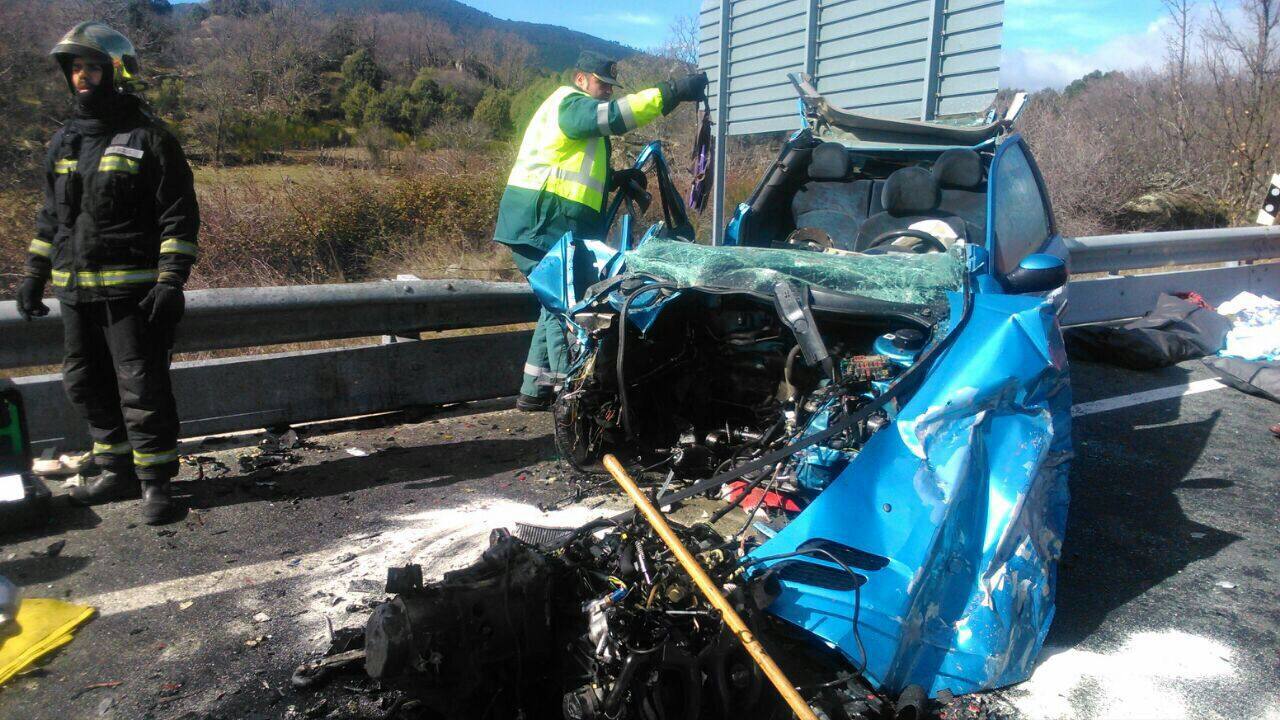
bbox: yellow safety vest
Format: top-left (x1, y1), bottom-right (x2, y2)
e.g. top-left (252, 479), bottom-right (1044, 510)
top-left (506, 86), bottom-right (665, 213)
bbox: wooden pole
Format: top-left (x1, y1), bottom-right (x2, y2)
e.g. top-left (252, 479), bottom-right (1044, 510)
top-left (601, 454), bottom-right (821, 720)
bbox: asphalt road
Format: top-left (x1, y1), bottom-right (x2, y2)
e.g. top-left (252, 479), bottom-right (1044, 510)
top-left (0, 360), bottom-right (1276, 720)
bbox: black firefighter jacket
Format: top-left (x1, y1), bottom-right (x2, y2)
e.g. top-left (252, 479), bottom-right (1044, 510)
top-left (25, 99), bottom-right (199, 303)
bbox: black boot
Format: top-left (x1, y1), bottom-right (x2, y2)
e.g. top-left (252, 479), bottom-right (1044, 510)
top-left (141, 480), bottom-right (179, 526)
top-left (516, 393), bottom-right (552, 412)
top-left (67, 466), bottom-right (141, 506)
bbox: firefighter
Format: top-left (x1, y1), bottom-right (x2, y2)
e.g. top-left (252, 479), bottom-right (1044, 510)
top-left (494, 51), bottom-right (708, 411)
top-left (15, 22), bottom-right (199, 525)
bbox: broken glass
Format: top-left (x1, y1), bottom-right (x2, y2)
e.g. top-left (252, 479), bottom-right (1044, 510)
top-left (625, 238), bottom-right (964, 307)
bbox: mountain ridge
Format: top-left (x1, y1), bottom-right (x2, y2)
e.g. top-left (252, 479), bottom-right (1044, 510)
top-left (304, 0), bottom-right (639, 70)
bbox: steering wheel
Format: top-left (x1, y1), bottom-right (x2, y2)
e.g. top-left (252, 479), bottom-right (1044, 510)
top-left (866, 228), bottom-right (949, 254)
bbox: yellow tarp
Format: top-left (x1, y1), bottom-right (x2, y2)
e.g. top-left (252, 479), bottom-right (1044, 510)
top-left (0, 598), bottom-right (96, 685)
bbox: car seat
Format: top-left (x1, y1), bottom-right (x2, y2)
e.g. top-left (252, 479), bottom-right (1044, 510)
top-left (790, 142), bottom-right (873, 250)
top-left (853, 166), bottom-right (968, 252)
top-left (932, 148), bottom-right (987, 238)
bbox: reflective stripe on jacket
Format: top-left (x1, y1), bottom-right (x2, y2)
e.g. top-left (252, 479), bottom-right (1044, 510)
top-left (494, 84), bottom-right (671, 250)
top-left (26, 100), bottom-right (199, 302)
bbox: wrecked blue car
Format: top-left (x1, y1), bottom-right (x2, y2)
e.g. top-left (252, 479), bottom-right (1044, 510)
top-left (359, 83), bottom-right (1072, 720)
top-left (405, 80), bottom-right (1070, 717)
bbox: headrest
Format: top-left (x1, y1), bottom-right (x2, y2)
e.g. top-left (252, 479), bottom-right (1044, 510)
top-left (933, 148), bottom-right (983, 190)
top-left (881, 166), bottom-right (938, 216)
top-left (808, 142), bottom-right (850, 181)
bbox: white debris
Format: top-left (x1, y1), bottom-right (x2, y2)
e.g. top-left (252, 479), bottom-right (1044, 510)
top-left (252, 612), bottom-right (271, 623)
top-left (345, 448), bottom-right (369, 457)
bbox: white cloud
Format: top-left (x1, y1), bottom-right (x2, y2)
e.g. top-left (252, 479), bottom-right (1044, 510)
top-left (586, 12), bottom-right (661, 26)
top-left (1001, 22), bottom-right (1168, 90)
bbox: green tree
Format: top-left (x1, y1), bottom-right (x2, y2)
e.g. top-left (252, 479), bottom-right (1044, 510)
top-left (1063, 70), bottom-right (1122, 99)
top-left (363, 86), bottom-right (412, 133)
top-left (508, 73), bottom-right (565, 136)
top-left (342, 81), bottom-right (377, 125)
top-left (409, 69), bottom-right (443, 102)
top-left (473, 89), bottom-right (513, 137)
top-left (207, 0), bottom-right (271, 17)
top-left (341, 48), bottom-right (385, 92)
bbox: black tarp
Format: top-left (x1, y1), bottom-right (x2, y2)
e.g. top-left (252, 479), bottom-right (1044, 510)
top-left (1065, 293), bottom-right (1232, 370)
top-left (1202, 356), bottom-right (1280, 404)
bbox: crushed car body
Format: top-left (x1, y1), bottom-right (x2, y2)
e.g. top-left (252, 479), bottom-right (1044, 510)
top-left (346, 79), bottom-right (1074, 717)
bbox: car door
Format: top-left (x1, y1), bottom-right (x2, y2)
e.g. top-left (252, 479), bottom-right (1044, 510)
top-left (989, 137), bottom-right (1065, 273)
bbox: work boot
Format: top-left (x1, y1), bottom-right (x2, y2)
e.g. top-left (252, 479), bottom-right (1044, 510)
top-left (66, 466), bottom-right (141, 506)
top-left (140, 480), bottom-right (178, 526)
top-left (516, 393), bottom-right (552, 412)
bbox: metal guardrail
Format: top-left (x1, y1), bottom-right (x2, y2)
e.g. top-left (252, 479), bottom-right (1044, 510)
top-left (0, 280), bottom-right (539, 370)
top-left (1065, 226), bottom-right (1280, 273)
top-left (3, 228), bottom-right (1279, 450)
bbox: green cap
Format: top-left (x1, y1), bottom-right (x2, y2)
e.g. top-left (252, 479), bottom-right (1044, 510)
top-left (575, 50), bottom-right (622, 87)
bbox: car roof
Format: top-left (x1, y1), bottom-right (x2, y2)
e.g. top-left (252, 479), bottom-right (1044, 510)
top-left (790, 73), bottom-right (1005, 152)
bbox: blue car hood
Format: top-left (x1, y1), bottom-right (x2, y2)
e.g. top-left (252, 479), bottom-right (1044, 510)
top-left (752, 291), bottom-right (1071, 696)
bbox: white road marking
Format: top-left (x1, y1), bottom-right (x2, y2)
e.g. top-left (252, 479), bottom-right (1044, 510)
top-left (80, 547), bottom-right (331, 617)
top-left (1072, 378), bottom-right (1227, 417)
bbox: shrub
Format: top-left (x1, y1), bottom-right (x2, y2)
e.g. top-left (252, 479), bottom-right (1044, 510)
top-left (473, 90), bottom-right (513, 138)
top-left (342, 82), bottom-right (377, 126)
top-left (340, 48), bottom-right (384, 92)
top-left (189, 158), bottom-right (509, 289)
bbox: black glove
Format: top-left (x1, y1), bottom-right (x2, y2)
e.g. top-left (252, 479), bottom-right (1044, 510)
top-left (16, 276), bottom-right (50, 321)
top-left (611, 168), bottom-right (651, 213)
top-left (672, 72), bottom-right (709, 104)
top-left (138, 281), bottom-right (185, 328)
top-left (609, 168), bottom-right (648, 194)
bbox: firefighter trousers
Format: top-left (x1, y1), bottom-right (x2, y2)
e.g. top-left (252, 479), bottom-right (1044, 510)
top-left (508, 242), bottom-right (570, 400)
top-left (61, 298), bottom-right (180, 481)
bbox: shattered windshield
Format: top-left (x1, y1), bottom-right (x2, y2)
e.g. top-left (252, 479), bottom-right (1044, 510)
top-left (625, 238), bottom-right (964, 307)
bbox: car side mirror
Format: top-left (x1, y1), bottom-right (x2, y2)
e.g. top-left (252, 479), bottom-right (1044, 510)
top-left (1005, 253), bottom-right (1067, 293)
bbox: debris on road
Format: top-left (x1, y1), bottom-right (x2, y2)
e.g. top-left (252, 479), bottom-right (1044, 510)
top-left (183, 455), bottom-right (230, 482)
top-left (291, 649), bottom-right (367, 691)
top-left (315, 514), bottom-right (897, 719)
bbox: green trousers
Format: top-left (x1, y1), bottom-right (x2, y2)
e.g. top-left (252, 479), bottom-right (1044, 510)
top-left (508, 242), bottom-right (570, 399)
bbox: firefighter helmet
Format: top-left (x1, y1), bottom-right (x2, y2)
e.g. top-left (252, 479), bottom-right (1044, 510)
top-left (50, 22), bottom-right (143, 94)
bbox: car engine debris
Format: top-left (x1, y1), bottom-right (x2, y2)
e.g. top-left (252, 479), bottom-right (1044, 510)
top-left (329, 504), bottom-right (932, 720)
top-left (553, 282), bottom-right (932, 508)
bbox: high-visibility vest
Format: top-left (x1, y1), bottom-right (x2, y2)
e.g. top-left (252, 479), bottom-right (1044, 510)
top-left (506, 86), bottom-right (665, 213)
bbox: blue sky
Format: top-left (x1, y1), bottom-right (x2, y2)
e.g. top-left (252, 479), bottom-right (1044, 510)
top-left (1001, 0), bottom-right (1172, 89)
top-left (463, 0), bottom-right (691, 49)
top-left (174, 0), bottom-right (1172, 89)
top-left (462, 0), bottom-right (1175, 88)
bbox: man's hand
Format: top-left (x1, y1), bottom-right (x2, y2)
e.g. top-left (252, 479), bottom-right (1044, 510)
top-left (611, 168), bottom-right (651, 213)
top-left (673, 72), bottom-right (710, 104)
top-left (138, 281), bottom-right (185, 328)
top-left (610, 168), bottom-right (648, 194)
top-left (16, 277), bottom-right (50, 321)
